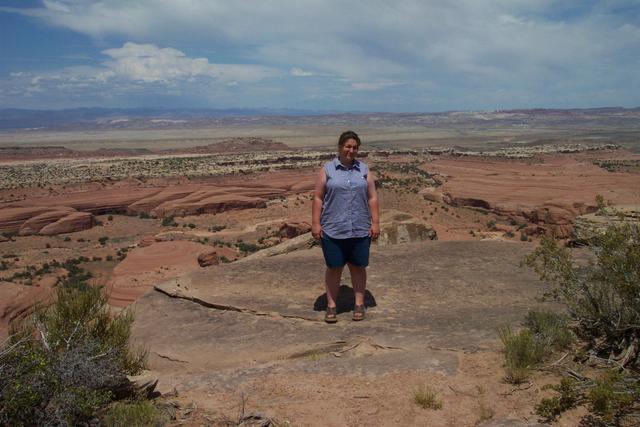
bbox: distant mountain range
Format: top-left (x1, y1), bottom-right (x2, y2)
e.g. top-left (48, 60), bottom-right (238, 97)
top-left (0, 107), bottom-right (638, 131)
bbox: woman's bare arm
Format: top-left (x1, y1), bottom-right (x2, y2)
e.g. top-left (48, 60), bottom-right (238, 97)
top-left (311, 167), bottom-right (327, 239)
top-left (367, 171), bottom-right (380, 239)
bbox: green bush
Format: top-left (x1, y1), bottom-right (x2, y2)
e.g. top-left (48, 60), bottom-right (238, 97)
top-left (535, 378), bottom-right (581, 422)
top-left (499, 326), bottom-right (545, 384)
top-left (0, 286), bottom-right (147, 426)
top-left (524, 310), bottom-right (574, 350)
top-left (527, 201), bottom-right (639, 423)
top-left (161, 215), bottom-right (177, 227)
top-left (525, 216), bottom-right (639, 364)
top-left (587, 370), bottom-right (639, 424)
top-left (103, 400), bottom-right (169, 427)
top-left (237, 242), bottom-right (260, 253)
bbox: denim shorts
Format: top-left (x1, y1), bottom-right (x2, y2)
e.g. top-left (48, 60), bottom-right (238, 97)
top-left (321, 235), bottom-right (371, 268)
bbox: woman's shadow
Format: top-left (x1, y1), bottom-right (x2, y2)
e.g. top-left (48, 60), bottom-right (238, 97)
top-left (313, 285), bottom-right (377, 314)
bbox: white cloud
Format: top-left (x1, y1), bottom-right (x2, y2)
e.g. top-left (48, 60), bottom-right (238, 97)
top-left (3, 1), bottom-right (640, 109)
top-left (0, 43), bottom-right (279, 108)
top-left (102, 42), bottom-right (276, 83)
top-left (290, 67), bottom-right (315, 77)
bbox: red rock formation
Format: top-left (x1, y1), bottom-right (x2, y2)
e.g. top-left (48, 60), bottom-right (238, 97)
top-left (197, 251), bottom-right (219, 267)
top-left (138, 235), bottom-right (158, 247)
top-left (153, 194), bottom-right (268, 217)
top-left (425, 154), bottom-right (640, 238)
top-left (0, 274), bottom-right (60, 337)
top-left (0, 207), bottom-right (58, 234)
top-left (39, 212), bottom-right (94, 235)
top-left (0, 171), bottom-right (314, 235)
top-left (278, 221), bottom-right (312, 239)
top-left (18, 208), bottom-right (77, 235)
top-left (126, 187), bottom-right (199, 215)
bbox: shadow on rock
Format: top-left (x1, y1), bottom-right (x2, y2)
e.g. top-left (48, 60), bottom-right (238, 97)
top-left (313, 285), bottom-right (377, 313)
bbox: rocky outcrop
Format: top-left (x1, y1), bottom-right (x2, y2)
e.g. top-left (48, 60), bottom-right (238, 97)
top-left (278, 221), bottom-right (311, 239)
top-left (0, 207), bottom-right (59, 234)
top-left (126, 188), bottom-right (198, 216)
top-left (423, 155), bottom-right (639, 239)
top-left (17, 208), bottom-right (77, 235)
top-left (240, 233), bottom-right (317, 261)
top-left (377, 211), bottom-right (437, 245)
top-left (0, 274), bottom-right (60, 334)
top-left (153, 194), bottom-right (268, 217)
top-left (197, 251), bottom-right (219, 267)
top-left (571, 205), bottom-right (640, 245)
top-left (39, 212), bottom-right (94, 235)
top-left (138, 235), bottom-right (159, 247)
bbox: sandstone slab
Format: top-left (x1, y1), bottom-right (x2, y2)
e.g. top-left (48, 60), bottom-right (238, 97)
top-left (39, 211), bottom-right (94, 235)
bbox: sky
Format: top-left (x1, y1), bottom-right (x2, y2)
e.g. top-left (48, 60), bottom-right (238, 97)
top-left (1, 0), bottom-right (639, 112)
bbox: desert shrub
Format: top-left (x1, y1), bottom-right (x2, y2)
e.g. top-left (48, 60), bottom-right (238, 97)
top-left (161, 215), bottom-right (177, 227)
top-left (0, 286), bottom-right (146, 426)
top-left (587, 370), bottom-right (639, 424)
top-left (520, 231), bottom-right (528, 241)
top-left (524, 310), bottom-right (574, 350)
top-left (237, 242), bottom-right (260, 253)
top-left (412, 385), bottom-right (442, 410)
top-left (138, 212), bottom-right (150, 219)
top-left (535, 377), bottom-right (582, 422)
top-left (99, 236), bottom-right (109, 245)
top-left (525, 217), bottom-right (639, 365)
top-left (487, 219), bottom-right (497, 230)
top-left (527, 201), bottom-right (639, 423)
top-left (103, 400), bottom-right (169, 427)
top-left (63, 236), bottom-right (71, 242)
top-left (536, 371), bottom-right (640, 424)
top-left (499, 326), bottom-right (546, 383)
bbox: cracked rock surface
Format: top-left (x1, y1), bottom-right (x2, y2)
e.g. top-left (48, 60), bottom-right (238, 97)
top-left (132, 240), bottom-right (558, 426)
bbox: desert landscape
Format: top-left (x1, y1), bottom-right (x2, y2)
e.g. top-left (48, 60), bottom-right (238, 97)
top-left (1, 109), bottom-right (640, 426)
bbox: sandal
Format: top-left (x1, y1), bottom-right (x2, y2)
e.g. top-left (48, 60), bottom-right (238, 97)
top-left (325, 306), bottom-right (338, 323)
top-left (352, 304), bottom-right (366, 321)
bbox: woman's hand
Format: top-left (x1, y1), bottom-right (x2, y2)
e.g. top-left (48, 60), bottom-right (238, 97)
top-left (312, 223), bottom-right (323, 240)
top-left (370, 223), bottom-right (380, 240)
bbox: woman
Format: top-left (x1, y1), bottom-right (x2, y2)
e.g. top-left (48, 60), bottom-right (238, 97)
top-left (311, 130), bottom-right (380, 323)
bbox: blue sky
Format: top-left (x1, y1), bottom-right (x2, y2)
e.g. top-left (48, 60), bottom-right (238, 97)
top-left (1, 0), bottom-right (639, 112)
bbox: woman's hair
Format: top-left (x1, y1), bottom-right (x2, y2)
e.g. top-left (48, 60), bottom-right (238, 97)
top-left (338, 130), bottom-right (361, 147)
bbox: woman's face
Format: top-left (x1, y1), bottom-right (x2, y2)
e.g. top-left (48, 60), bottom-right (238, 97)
top-left (339, 138), bottom-right (359, 164)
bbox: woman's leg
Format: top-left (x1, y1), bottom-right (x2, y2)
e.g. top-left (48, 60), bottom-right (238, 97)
top-left (325, 266), bottom-right (343, 308)
top-left (347, 263), bottom-right (366, 306)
